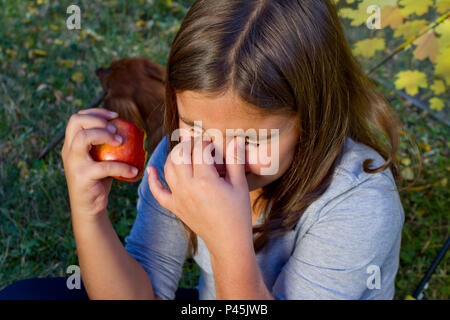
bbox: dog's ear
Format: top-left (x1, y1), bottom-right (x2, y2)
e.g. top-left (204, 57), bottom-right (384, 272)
top-left (143, 59), bottom-right (166, 83)
top-left (103, 97), bottom-right (165, 156)
top-left (105, 97), bottom-right (146, 128)
top-left (104, 97), bottom-right (147, 135)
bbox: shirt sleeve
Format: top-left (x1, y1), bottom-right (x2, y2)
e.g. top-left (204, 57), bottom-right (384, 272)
top-left (271, 172), bottom-right (404, 300)
top-left (124, 136), bottom-right (189, 300)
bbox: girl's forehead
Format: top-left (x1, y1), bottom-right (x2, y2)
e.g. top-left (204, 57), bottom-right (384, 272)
top-left (176, 90), bottom-right (292, 129)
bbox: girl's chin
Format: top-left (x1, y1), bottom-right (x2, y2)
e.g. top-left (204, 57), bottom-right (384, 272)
top-left (247, 174), bottom-right (279, 192)
top-left (217, 172), bottom-right (268, 190)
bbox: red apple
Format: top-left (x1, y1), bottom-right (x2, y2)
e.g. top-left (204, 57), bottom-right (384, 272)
top-left (90, 118), bottom-right (148, 182)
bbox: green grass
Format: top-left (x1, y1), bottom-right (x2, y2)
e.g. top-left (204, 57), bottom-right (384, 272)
top-left (0, 0), bottom-right (448, 299)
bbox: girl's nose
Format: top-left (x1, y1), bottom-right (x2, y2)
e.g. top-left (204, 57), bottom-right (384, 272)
top-left (211, 142), bottom-right (251, 174)
top-left (187, 132), bottom-right (251, 173)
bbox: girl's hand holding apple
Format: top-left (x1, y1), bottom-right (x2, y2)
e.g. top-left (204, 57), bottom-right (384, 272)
top-left (61, 108), bottom-right (140, 221)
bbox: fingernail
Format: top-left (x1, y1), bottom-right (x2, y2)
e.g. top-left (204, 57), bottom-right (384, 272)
top-left (109, 111), bottom-right (118, 117)
top-left (115, 134), bottom-right (122, 143)
top-left (107, 124), bottom-right (116, 133)
top-left (132, 167), bottom-right (138, 175)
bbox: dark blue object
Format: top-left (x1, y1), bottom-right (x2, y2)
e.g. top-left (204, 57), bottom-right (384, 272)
top-left (0, 276), bottom-right (198, 300)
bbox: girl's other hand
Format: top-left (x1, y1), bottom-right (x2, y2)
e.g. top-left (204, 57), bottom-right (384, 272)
top-left (61, 108), bottom-right (139, 221)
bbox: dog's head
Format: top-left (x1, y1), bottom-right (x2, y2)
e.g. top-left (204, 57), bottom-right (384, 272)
top-left (95, 57), bottom-right (166, 155)
top-left (96, 56), bottom-right (166, 95)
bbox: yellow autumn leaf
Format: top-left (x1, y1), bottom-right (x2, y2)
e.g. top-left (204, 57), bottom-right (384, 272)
top-left (5, 48), bottom-right (16, 57)
top-left (24, 38), bottom-right (35, 49)
top-left (401, 167), bottom-right (414, 181)
top-left (71, 71), bottom-right (85, 83)
top-left (27, 7), bottom-right (38, 15)
top-left (17, 160), bottom-right (30, 180)
top-left (416, 207), bottom-right (425, 217)
top-left (401, 157), bottom-right (411, 166)
top-left (393, 19), bottom-right (428, 40)
top-left (394, 70), bottom-right (428, 95)
top-left (429, 97), bottom-right (445, 112)
top-left (435, 19), bottom-right (450, 49)
top-left (28, 49), bottom-right (47, 59)
top-left (339, 0), bottom-right (397, 26)
top-left (435, 47), bottom-right (450, 86)
top-left (380, 5), bottom-right (404, 29)
top-left (339, 7), bottom-right (368, 26)
top-left (33, 49), bottom-right (47, 57)
top-left (74, 99), bottom-right (83, 107)
top-left (399, 0), bottom-right (432, 16)
top-left (352, 38), bottom-right (385, 58)
top-left (136, 20), bottom-right (146, 28)
top-left (405, 184), bottom-right (432, 192)
top-left (419, 141), bottom-right (432, 152)
top-left (436, 0), bottom-right (450, 13)
top-left (430, 80), bottom-right (446, 95)
top-left (364, 0), bottom-right (397, 7)
top-left (59, 59), bottom-right (76, 68)
top-left (413, 31), bottom-right (440, 63)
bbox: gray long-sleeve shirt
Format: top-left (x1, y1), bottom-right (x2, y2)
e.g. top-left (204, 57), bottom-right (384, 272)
top-left (124, 135), bottom-right (404, 300)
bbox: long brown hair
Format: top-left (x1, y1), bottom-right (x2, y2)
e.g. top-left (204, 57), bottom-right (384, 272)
top-left (162, 0), bottom-right (408, 257)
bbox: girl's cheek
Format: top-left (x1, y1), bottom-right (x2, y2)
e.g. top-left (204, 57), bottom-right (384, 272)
top-left (177, 122), bottom-right (192, 141)
top-left (245, 143), bottom-right (274, 175)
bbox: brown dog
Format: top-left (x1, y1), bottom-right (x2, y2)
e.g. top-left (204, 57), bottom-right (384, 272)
top-left (96, 56), bottom-right (166, 156)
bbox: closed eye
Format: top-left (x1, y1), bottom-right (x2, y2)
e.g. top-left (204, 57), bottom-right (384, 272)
top-left (188, 126), bottom-right (260, 146)
top-left (245, 137), bottom-right (260, 147)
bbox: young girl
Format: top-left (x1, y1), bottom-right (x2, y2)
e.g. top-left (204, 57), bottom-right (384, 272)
top-left (61, 0), bottom-right (405, 300)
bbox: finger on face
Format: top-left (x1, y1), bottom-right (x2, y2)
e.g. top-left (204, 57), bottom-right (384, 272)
top-left (225, 136), bottom-right (247, 186)
top-left (192, 136), bottom-right (217, 179)
top-left (165, 139), bottom-right (193, 186)
top-left (72, 128), bottom-right (123, 158)
top-left (225, 136), bottom-right (246, 164)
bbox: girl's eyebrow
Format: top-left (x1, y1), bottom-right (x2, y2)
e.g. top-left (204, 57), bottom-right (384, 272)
top-left (179, 114), bottom-right (277, 141)
top-left (179, 114), bottom-right (196, 127)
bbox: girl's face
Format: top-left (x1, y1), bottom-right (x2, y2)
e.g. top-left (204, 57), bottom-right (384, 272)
top-left (176, 90), bottom-right (299, 192)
